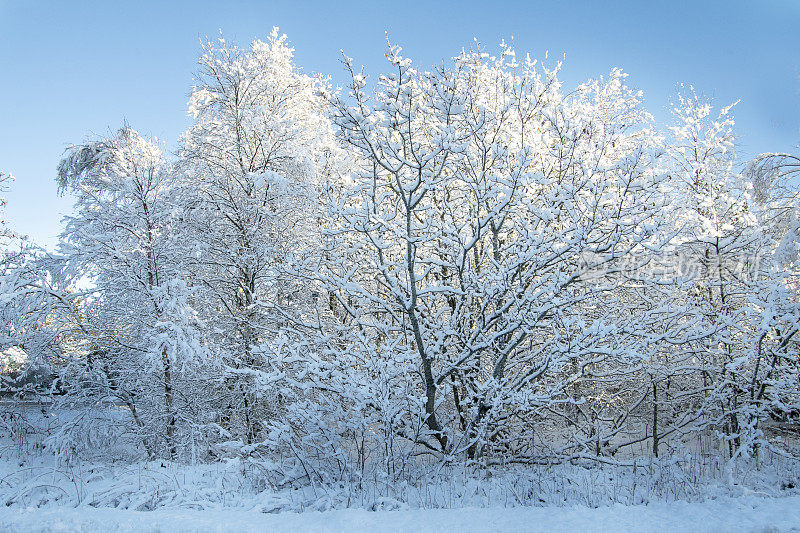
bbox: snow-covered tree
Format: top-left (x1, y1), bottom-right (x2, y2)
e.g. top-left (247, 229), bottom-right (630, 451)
top-left (318, 42), bottom-right (669, 463)
top-left (56, 128), bottom-right (209, 459)
top-left (0, 172), bottom-right (13, 244)
top-left (0, 173), bottom-right (68, 396)
top-left (178, 28), bottom-right (344, 445)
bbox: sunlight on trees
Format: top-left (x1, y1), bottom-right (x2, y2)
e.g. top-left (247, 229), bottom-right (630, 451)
top-left (2, 30), bottom-right (800, 494)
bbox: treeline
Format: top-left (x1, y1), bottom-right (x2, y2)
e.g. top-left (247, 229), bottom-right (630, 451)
top-left (2, 29), bottom-right (800, 482)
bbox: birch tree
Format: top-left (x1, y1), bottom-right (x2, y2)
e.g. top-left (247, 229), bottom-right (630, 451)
top-left (178, 28), bottom-right (343, 445)
top-left (56, 128), bottom-right (207, 459)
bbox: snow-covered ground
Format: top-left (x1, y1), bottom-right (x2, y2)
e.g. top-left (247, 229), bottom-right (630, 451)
top-left (3, 406), bottom-right (800, 532)
top-left (2, 495), bottom-right (800, 532)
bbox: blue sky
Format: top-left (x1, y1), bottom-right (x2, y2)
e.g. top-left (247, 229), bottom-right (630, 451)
top-left (1, 0), bottom-right (799, 249)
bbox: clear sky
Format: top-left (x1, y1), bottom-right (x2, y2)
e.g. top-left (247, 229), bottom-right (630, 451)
top-left (1, 0), bottom-right (799, 249)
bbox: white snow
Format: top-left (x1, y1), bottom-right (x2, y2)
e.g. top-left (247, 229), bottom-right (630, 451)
top-left (1, 495), bottom-right (799, 532)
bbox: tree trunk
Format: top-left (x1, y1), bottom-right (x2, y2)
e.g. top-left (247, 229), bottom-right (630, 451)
top-left (652, 381), bottom-right (659, 457)
top-left (162, 346), bottom-right (176, 459)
